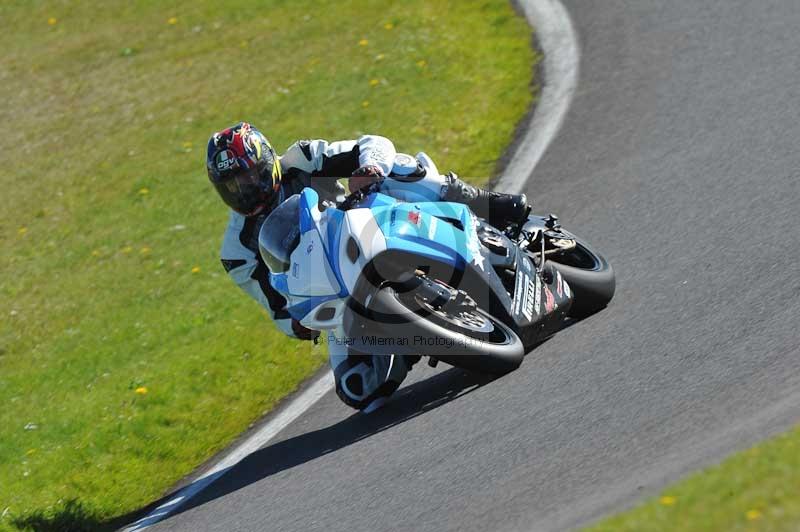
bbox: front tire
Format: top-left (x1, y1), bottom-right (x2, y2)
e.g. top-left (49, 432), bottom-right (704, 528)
top-left (366, 282), bottom-right (525, 375)
top-left (547, 237), bottom-right (615, 319)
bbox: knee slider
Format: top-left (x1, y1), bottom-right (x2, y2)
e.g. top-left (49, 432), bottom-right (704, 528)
top-left (333, 358), bottom-right (374, 410)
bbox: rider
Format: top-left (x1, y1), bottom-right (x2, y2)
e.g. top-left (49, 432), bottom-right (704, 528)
top-left (207, 122), bottom-right (528, 412)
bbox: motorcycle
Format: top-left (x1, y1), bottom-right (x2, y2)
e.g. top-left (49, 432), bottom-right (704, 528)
top-left (259, 179), bottom-right (614, 375)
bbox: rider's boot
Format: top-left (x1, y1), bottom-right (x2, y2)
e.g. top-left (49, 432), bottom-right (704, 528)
top-left (443, 172), bottom-right (530, 229)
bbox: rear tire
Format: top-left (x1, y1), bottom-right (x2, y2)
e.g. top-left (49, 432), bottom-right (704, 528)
top-left (547, 237), bottom-right (615, 319)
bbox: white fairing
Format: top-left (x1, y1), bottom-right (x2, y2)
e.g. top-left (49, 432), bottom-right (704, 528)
top-left (377, 152), bottom-right (446, 203)
top-left (287, 230), bottom-right (340, 296)
top-left (337, 208), bottom-right (387, 293)
top-left (299, 299), bottom-right (346, 331)
top-left (415, 151), bottom-right (440, 177)
top-left (287, 207), bottom-right (387, 331)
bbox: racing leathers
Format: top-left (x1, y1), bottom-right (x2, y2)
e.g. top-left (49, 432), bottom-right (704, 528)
top-left (220, 134), bottom-right (527, 411)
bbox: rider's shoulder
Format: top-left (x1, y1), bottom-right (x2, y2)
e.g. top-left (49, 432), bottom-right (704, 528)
top-left (281, 139), bottom-right (326, 165)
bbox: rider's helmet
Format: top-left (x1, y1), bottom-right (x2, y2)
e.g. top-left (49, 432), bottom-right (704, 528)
top-left (206, 122), bottom-right (282, 216)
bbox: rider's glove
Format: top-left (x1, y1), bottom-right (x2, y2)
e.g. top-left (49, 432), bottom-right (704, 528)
top-left (349, 164), bottom-right (385, 193)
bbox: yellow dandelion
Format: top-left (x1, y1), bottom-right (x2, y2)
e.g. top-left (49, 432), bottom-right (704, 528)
top-left (135, 386), bottom-right (148, 395)
top-left (369, 78), bottom-right (380, 87)
top-left (191, 266), bottom-right (201, 273)
top-left (375, 53), bottom-right (385, 61)
top-left (745, 509), bottom-right (762, 521)
top-left (138, 187), bottom-right (149, 195)
top-left (121, 246), bottom-right (133, 254)
top-left (140, 247), bottom-right (151, 255)
top-left (18, 227), bottom-right (28, 235)
top-left (659, 496), bottom-right (677, 506)
top-left (47, 17), bottom-right (58, 26)
top-left (362, 100), bottom-right (370, 108)
top-left (167, 17), bottom-right (178, 25)
top-left (417, 59), bottom-right (427, 68)
top-left (384, 22), bottom-right (394, 30)
top-left (358, 38), bottom-right (368, 46)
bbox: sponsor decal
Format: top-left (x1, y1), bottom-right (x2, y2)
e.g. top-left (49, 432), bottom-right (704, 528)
top-left (292, 262), bottom-right (299, 278)
top-left (513, 272), bottom-right (526, 316)
top-left (534, 274), bottom-right (542, 315)
top-left (216, 149), bottom-right (236, 171)
top-left (522, 274), bottom-right (538, 320)
top-left (306, 242), bottom-right (314, 254)
top-left (544, 285), bottom-right (555, 313)
top-left (466, 215), bottom-right (486, 271)
top-left (407, 211), bottom-right (421, 225)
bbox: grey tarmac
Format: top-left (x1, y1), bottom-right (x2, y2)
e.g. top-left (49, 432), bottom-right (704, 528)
top-left (147, 0), bottom-right (800, 530)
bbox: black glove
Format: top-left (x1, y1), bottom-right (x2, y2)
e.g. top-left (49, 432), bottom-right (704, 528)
top-left (349, 164), bottom-right (385, 192)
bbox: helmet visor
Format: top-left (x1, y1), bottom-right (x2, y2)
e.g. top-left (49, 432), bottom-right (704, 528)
top-left (213, 166), bottom-right (271, 216)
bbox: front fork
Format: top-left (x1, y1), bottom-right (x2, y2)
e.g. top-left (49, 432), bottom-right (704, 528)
top-left (518, 213), bottom-right (577, 274)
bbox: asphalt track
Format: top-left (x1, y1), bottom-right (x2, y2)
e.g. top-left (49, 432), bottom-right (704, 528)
top-left (147, 1), bottom-right (800, 530)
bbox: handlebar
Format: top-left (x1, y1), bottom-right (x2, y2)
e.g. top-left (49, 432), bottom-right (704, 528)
top-left (338, 179), bottom-right (385, 211)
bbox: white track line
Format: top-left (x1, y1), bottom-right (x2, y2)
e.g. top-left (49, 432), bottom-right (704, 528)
top-left (123, 373), bottom-right (334, 531)
top-left (497, 0), bottom-right (580, 194)
top-left (123, 1), bottom-right (579, 529)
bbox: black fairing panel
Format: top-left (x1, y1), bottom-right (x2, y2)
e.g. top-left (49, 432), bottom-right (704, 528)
top-left (508, 250), bottom-right (572, 346)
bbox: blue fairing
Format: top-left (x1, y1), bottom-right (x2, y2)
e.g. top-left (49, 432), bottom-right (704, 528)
top-left (367, 193), bottom-right (477, 268)
top-left (271, 272), bottom-right (290, 295)
top-left (271, 189), bottom-right (479, 321)
top-left (299, 188), bottom-right (347, 296)
top-left (324, 208), bottom-right (348, 297)
top-left (358, 191), bottom-right (405, 210)
top-left (299, 188), bottom-right (321, 234)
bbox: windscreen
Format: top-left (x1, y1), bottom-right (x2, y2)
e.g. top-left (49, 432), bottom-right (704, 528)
top-left (258, 194), bottom-right (301, 274)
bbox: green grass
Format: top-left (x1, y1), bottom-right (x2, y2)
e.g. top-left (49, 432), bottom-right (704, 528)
top-left (586, 423), bottom-right (800, 531)
top-left (0, 1), bottom-right (537, 529)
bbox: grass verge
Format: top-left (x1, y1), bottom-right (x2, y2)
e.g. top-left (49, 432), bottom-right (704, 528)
top-left (0, 1), bottom-right (538, 529)
top-left (586, 423), bottom-right (800, 531)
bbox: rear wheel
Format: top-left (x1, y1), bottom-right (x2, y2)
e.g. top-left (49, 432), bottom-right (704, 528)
top-left (546, 237), bottom-right (615, 319)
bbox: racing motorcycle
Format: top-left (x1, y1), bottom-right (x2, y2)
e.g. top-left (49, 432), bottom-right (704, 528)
top-left (259, 178), bottom-right (614, 375)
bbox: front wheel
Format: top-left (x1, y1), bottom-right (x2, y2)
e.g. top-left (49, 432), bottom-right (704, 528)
top-left (546, 236), bottom-right (615, 319)
top-left (354, 279), bottom-right (525, 375)
top-left (395, 285), bottom-right (524, 375)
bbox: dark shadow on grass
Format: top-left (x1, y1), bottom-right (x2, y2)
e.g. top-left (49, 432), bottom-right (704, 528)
top-left (117, 365), bottom-right (497, 530)
top-left (10, 499), bottom-right (108, 532)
